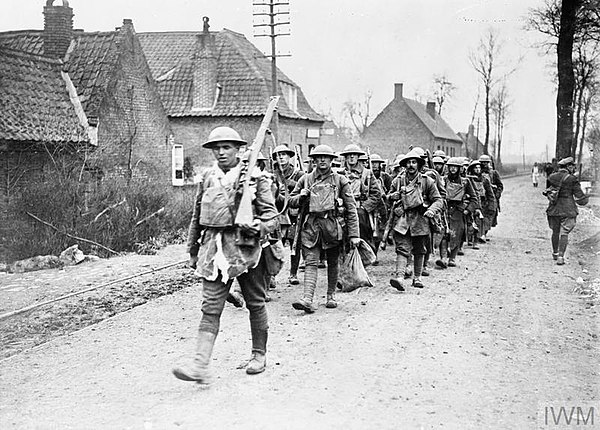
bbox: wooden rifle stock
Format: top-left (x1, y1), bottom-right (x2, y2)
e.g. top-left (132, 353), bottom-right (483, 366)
top-left (234, 96), bottom-right (280, 225)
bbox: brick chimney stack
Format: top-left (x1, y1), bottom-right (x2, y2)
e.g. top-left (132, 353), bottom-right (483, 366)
top-left (43, 0), bottom-right (74, 60)
top-left (192, 17), bottom-right (218, 111)
top-left (426, 101), bottom-right (436, 118)
top-left (394, 83), bottom-right (404, 100)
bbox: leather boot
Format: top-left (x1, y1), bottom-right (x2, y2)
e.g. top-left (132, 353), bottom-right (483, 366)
top-left (557, 235), bottom-right (568, 265)
top-left (326, 293), bottom-right (338, 308)
top-left (245, 329), bottom-right (268, 375)
top-left (172, 331), bottom-right (216, 383)
top-left (292, 264), bottom-right (317, 313)
top-left (413, 254), bottom-right (425, 288)
top-left (390, 254), bottom-right (407, 291)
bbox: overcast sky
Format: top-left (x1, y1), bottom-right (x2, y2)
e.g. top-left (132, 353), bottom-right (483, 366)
top-left (2, 0), bottom-right (557, 160)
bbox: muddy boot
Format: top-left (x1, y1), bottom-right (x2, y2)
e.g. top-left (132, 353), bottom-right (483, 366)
top-left (246, 328), bottom-right (268, 375)
top-left (325, 293), bottom-right (338, 308)
top-left (390, 254), bottom-right (407, 292)
top-left (288, 275), bottom-right (300, 285)
top-left (557, 235), bottom-right (568, 266)
top-left (447, 258), bottom-right (456, 267)
top-left (172, 331), bottom-right (216, 384)
top-left (227, 291), bottom-right (244, 308)
top-left (292, 264), bottom-right (317, 313)
top-left (404, 254), bottom-right (413, 279)
top-left (412, 254), bottom-right (425, 289)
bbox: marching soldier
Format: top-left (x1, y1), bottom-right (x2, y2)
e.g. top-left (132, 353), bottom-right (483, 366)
top-left (466, 160), bottom-right (492, 248)
top-left (289, 145), bottom-right (360, 312)
top-left (436, 157), bottom-right (478, 268)
top-left (546, 157), bottom-right (589, 265)
top-left (387, 149), bottom-right (443, 290)
top-left (173, 126), bottom-right (279, 383)
top-left (272, 144), bottom-right (305, 286)
top-left (340, 144), bottom-right (382, 253)
top-left (370, 153), bottom-right (392, 256)
top-left (479, 154), bottom-right (503, 235)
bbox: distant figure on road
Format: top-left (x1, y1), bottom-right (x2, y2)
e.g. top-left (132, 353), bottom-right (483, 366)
top-left (546, 157), bottom-right (589, 266)
top-left (532, 162), bottom-right (540, 188)
top-left (172, 126), bottom-right (279, 384)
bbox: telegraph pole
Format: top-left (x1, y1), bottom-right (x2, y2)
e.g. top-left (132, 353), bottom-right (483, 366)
top-left (253, 0), bottom-right (291, 144)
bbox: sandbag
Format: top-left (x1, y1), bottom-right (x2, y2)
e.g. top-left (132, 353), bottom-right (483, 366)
top-left (338, 248), bottom-right (372, 292)
top-left (357, 238), bottom-right (376, 267)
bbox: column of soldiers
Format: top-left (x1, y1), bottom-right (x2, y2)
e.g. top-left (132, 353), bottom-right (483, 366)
top-left (172, 125), bottom-right (507, 384)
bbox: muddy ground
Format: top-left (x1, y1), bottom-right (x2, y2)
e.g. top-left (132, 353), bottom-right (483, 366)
top-left (0, 175), bottom-right (598, 430)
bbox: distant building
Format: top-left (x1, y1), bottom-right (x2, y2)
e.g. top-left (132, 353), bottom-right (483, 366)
top-left (0, 1), bottom-right (173, 210)
top-left (319, 120), bottom-right (354, 155)
top-left (457, 124), bottom-right (486, 160)
top-left (361, 83), bottom-right (463, 160)
top-left (138, 22), bottom-right (324, 178)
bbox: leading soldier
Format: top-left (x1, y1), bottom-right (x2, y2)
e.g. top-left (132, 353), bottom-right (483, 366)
top-left (173, 126), bottom-right (279, 383)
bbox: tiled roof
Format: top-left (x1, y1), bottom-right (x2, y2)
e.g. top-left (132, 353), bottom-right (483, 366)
top-left (0, 30), bottom-right (119, 119)
top-left (403, 98), bottom-right (462, 142)
top-left (138, 30), bottom-right (323, 122)
top-left (0, 47), bottom-right (89, 144)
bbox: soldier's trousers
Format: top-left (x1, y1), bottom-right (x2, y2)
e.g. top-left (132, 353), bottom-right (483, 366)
top-left (199, 254), bottom-right (269, 352)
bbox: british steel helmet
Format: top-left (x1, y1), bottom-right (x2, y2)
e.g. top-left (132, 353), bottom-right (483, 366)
top-left (432, 156), bottom-right (445, 164)
top-left (340, 143), bottom-right (366, 156)
top-left (370, 153), bottom-right (384, 163)
top-left (478, 154), bottom-right (492, 163)
top-left (468, 160), bottom-right (481, 171)
top-left (399, 149), bottom-right (426, 167)
top-left (272, 144), bottom-right (296, 159)
top-left (433, 150), bottom-right (447, 158)
top-left (558, 156), bottom-right (575, 166)
top-left (446, 157), bottom-right (463, 167)
top-left (309, 144), bottom-right (336, 158)
top-left (203, 126), bottom-right (247, 148)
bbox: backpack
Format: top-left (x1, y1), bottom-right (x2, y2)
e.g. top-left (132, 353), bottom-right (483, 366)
top-left (543, 173), bottom-right (567, 205)
top-left (304, 171), bottom-right (344, 214)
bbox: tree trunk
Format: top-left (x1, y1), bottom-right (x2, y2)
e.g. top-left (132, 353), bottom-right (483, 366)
top-left (577, 93), bottom-right (592, 166)
top-left (484, 87), bottom-right (490, 155)
top-left (555, 0), bottom-right (580, 159)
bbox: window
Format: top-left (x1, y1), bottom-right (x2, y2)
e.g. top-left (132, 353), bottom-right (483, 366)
top-left (172, 144), bottom-right (184, 186)
top-left (281, 82), bottom-right (298, 113)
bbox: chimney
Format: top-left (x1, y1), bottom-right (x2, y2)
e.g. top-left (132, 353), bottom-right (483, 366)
top-left (394, 83), bottom-right (404, 100)
top-left (43, 0), bottom-right (74, 60)
top-left (192, 17), bottom-right (218, 111)
top-left (426, 102), bottom-right (436, 118)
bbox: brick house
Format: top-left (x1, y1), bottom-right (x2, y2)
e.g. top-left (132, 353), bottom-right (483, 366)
top-left (138, 21), bottom-right (324, 181)
top-left (361, 83), bottom-right (463, 160)
top-left (0, 0), bottom-right (173, 211)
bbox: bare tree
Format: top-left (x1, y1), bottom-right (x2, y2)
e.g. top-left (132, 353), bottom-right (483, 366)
top-left (491, 81), bottom-right (510, 169)
top-left (527, 0), bottom-right (600, 159)
top-left (469, 29), bottom-right (517, 155)
top-left (432, 74), bottom-right (456, 115)
top-left (342, 90), bottom-right (373, 137)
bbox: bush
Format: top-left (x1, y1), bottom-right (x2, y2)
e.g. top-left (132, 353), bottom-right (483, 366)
top-left (3, 177), bottom-right (194, 263)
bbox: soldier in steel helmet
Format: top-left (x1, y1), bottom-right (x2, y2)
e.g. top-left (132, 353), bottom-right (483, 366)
top-left (172, 126), bottom-right (280, 383)
top-left (479, 154), bottom-right (503, 237)
top-left (546, 156), bottom-right (589, 265)
top-left (466, 160), bottom-right (492, 248)
top-left (289, 144), bottom-right (360, 312)
top-left (436, 157), bottom-right (478, 268)
top-left (340, 143), bottom-right (382, 253)
top-left (387, 149), bottom-right (443, 290)
top-left (271, 144), bottom-right (305, 286)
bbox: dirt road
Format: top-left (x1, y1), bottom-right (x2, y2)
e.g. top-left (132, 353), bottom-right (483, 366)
top-left (1, 175), bottom-right (598, 429)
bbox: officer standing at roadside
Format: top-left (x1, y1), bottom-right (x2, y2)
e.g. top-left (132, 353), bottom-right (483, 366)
top-left (289, 144), bottom-right (360, 313)
top-left (173, 126), bottom-right (279, 383)
top-left (546, 157), bottom-right (589, 265)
